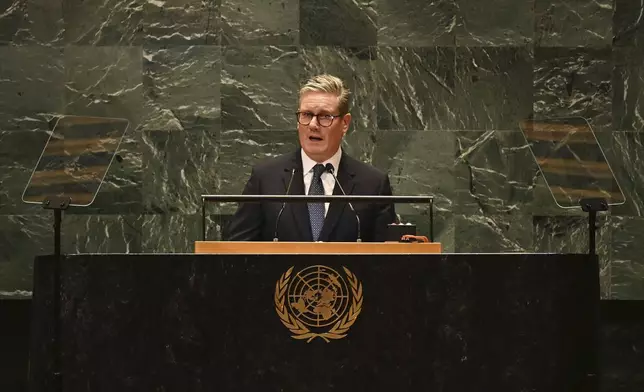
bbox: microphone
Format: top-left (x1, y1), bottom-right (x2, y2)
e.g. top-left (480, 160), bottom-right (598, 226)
top-left (273, 168), bottom-right (296, 241)
top-left (324, 163), bottom-right (361, 242)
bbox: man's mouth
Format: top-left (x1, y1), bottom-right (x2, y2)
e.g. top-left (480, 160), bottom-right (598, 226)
top-left (309, 136), bottom-right (323, 142)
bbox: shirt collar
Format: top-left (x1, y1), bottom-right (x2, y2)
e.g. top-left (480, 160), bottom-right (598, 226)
top-left (301, 147), bottom-right (342, 175)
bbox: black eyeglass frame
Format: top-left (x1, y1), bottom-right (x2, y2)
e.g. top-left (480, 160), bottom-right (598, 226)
top-left (295, 111), bottom-right (345, 127)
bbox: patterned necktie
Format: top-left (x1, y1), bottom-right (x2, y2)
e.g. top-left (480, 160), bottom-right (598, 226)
top-left (308, 163), bottom-right (326, 241)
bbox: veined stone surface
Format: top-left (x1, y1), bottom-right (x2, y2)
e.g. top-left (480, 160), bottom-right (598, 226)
top-left (0, 0), bottom-right (643, 308)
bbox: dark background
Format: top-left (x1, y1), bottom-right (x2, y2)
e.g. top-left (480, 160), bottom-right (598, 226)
top-left (28, 254), bottom-right (598, 391)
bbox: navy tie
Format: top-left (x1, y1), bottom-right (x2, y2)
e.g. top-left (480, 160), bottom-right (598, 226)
top-left (308, 164), bottom-right (326, 241)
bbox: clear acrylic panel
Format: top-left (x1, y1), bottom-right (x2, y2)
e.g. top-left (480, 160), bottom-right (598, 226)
top-left (519, 116), bottom-right (625, 209)
top-left (22, 115), bottom-right (129, 207)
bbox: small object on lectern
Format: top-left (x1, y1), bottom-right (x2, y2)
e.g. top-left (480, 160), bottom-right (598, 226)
top-left (387, 222), bottom-right (416, 241)
top-left (401, 234), bottom-right (429, 243)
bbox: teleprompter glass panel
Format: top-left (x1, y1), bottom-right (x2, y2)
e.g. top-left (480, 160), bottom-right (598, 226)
top-left (22, 115), bottom-right (129, 207)
top-left (519, 117), bottom-right (625, 208)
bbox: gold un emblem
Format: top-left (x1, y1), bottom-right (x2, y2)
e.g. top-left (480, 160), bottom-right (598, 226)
top-left (274, 265), bottom-right (363, 343)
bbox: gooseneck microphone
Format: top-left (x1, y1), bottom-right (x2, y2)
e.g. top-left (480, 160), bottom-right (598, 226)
top-left (324, 163), bottom-right (361, 242)
top-left (273, 168), bottom-right (296, 241)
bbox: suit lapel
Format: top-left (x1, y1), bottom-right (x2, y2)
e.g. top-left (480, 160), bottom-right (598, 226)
top-left (284, 151), bottom-right (312, 241)
top-left (318, 155), bottom-right (356, 242)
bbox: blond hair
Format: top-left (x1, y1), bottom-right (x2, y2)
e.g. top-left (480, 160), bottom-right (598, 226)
top-left (299, 74), bottom-right (351, 115)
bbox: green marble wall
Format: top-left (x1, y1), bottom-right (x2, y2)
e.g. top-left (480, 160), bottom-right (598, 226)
top-left (1, 0), bottom-right (643, 300)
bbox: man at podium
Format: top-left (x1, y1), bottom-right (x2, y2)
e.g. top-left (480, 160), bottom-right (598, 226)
top-left (225, 74), bottom-right (396, 242)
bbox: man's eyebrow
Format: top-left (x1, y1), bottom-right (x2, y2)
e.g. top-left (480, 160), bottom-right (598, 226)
top-left (300, 109), bottom-right (333, 114)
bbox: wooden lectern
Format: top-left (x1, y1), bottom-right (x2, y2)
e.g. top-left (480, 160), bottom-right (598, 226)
top-left (194, 241), bottom-right (442, 254)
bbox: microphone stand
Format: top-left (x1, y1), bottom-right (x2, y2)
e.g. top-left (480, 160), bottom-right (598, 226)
top-left (273, 168), bottom-right (296, 241)
top-left (324, 163), bottom-right (361, 242)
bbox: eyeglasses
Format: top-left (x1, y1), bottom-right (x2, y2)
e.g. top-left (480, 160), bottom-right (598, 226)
top-left (296, 111), bottom-right (342, 127)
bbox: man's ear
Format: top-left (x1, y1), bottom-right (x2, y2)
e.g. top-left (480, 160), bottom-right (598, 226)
top-left (342, 113), bottom-right (352, 135)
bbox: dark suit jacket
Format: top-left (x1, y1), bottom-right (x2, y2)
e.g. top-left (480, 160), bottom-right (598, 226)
top-left (224, 149), bottom-right (396, 242)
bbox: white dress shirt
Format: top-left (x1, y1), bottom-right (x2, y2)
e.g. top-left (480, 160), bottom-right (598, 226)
top-left (301, 147), bottom-right (342, 216)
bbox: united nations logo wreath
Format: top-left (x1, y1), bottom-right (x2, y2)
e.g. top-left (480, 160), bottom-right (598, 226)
top-left (274, 266), bottom-right (363, 343)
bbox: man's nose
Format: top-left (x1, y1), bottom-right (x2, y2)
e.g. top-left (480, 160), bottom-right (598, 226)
top-left (309, 115), bottom-right (320, 128)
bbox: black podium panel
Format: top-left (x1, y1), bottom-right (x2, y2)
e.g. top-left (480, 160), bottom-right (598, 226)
top-left (30, 253), bottom-right (599, 392)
